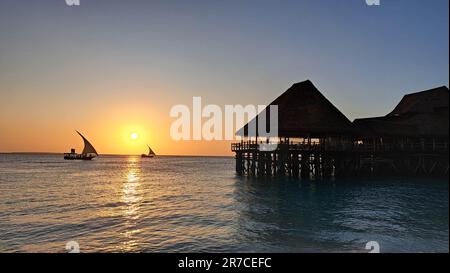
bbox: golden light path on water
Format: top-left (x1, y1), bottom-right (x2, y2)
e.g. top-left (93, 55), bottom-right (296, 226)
top-left (121, 157), bottom-right (142, 251)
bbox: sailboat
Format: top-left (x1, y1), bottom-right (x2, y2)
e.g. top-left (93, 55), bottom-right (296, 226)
top-left (141, 145), bottom-right (156, 158)
top-left (64, 131), bottom-right (98, 160)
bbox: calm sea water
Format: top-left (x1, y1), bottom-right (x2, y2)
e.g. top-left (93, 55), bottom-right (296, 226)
top-left (0, 154), bottom-right (448, 253)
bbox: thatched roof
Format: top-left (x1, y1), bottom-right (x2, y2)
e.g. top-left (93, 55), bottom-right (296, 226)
top-left (354, 86), bottom-right (449, 138)
top-left (237, 80), bottom-right (358, 138)
top-left (388, 86), bottom-right (449, 116)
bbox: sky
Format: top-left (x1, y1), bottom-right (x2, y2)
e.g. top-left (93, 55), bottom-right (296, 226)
top-left (0, 0), bottom-right (448, 156)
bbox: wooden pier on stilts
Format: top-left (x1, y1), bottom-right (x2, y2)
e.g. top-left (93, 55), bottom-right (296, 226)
top-left (232, 140), bottom-right (449, 178)
top-left (232, 81), bottom-right (449, 179)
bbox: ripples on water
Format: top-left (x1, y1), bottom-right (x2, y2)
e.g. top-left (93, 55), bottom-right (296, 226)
top-left (0, 154), bottom-right (448, 253)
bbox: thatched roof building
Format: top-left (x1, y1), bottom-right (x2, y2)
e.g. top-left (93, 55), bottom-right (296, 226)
top-left (353, 86), bottom-right (449, 138)
top-left (237, 80), bottom-right (358, 138)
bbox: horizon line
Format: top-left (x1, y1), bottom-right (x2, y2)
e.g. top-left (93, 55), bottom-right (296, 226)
top-left (0, 152), bottom-right (233, 158)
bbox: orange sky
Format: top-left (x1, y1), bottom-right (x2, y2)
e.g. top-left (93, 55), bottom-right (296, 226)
top-left (1, 1), bottom-right (448, 156)
top-left (0, 93), bottom-right (235, 156)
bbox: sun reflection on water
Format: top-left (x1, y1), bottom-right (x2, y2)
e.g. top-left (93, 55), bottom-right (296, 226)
top-left (120, 156), bottom-right (143, 251)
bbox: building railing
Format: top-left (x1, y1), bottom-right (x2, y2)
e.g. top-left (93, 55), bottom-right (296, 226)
top-left (231, 141), bottom-right (449, 153)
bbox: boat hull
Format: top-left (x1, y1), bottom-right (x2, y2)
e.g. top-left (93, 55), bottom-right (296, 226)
top-left (64, 153), bottom-right (96, 160)
top-left (141, 154), bottom-right (155, 158)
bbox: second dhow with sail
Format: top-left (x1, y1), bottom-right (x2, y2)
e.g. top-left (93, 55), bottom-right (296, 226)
top-left (141, 145), bottom-right (156, 158)
top-left (64, 131), bottom-right (98, 160)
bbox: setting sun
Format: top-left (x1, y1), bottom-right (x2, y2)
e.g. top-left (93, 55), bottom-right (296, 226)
top-left (130, 132), bottom-right (139, 141)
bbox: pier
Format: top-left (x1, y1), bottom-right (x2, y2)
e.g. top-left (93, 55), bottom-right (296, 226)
top-left (232, 140), bottom-right (449, 178)
top-left (232, 81), bottom-right (449, 178)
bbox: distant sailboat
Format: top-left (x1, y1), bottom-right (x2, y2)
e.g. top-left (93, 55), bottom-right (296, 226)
top-left (64, 131), bottom-right (98, 160)
top-left (141, 145), bottom-right (156, 158)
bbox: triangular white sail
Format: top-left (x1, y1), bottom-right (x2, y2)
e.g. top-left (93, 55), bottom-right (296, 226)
top-left (77, 131), bottom-right (98, 156)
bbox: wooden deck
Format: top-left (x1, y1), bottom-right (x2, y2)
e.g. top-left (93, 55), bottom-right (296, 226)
top-left (231, 141), bottom-right (449, 178)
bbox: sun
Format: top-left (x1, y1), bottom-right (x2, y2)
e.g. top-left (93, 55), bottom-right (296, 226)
top-left (130, 132), bottom-right (139, 141)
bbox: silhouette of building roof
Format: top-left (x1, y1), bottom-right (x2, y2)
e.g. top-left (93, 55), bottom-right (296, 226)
top-left (354, 86), bottom-right (449, 137)
top-left (237, 80), bottom-right (358, 138)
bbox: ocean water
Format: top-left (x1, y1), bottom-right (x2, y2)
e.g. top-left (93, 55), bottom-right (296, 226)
top-left (0, 154), bottom-right (448, 253)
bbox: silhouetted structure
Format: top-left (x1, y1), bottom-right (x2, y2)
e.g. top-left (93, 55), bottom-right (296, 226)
top-left (354, 86), bottom-right (449, 138)
top-left (354, 86), bottom-right (449, 176)
top-left (237, 80), bottom-right (358, 138)
top-left (232, 81), bottom-right (449, 178)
